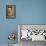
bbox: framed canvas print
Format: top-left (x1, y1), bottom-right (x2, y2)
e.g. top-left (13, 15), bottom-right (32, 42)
top-left (6, 5), bottom-right (16, 19)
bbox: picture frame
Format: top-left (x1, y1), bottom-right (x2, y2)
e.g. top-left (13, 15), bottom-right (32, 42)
top-left (6, 5), bottom-right (16, 19)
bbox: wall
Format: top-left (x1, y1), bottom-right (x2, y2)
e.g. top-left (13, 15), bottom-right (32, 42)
top-left (0, 0), bottom-right (46, 45)
top-left (17, 0), bottom-right (46, 24)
